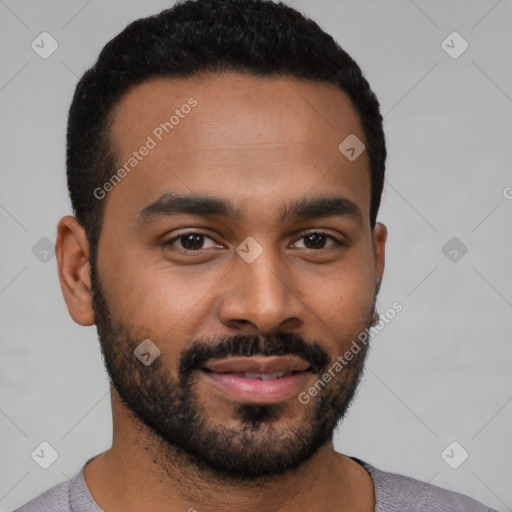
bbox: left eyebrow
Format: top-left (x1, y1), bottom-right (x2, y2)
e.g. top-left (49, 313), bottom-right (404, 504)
top-left (279, 195), bottom-right (363, 226)
top-left (137, 192), bottom-right (363, 226)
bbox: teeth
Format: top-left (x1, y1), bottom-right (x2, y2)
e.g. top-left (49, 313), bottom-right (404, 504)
top-left (243, 371), bottom-right (288, 380)
top-left (244, 372), bottom-right (262, 379)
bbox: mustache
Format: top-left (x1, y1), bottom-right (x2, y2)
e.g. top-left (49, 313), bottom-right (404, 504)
top-left (180, 331), bottom-right (330, 375)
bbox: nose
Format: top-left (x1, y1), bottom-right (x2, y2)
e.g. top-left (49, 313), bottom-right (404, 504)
top-left (217, 246), bottom-right (305, 334)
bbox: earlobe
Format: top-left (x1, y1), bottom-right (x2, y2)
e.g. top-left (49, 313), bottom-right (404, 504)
top-left (56, 216), bottom-right (95, 326)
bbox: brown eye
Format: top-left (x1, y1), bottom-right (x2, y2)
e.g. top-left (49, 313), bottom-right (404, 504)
top-left (293, 231), bottom-right (343, 250)
top-left (304, 233), bottom-right (328, 249)
top-left (164, 232), bottom-right (219, 251)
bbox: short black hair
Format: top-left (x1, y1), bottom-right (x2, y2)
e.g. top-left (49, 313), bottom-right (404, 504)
top-left (66, 0), bottom-right (386, 263)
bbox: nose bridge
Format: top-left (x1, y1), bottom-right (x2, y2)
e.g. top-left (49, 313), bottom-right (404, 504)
top-left (218, 240), bottom-right (304, 332)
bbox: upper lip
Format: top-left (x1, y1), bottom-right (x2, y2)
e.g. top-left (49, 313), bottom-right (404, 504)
top-left (202, 355), bottom-right (311, 374)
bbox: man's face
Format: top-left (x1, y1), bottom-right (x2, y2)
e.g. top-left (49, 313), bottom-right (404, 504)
top-left (91, 72), bottom-right (386, 479)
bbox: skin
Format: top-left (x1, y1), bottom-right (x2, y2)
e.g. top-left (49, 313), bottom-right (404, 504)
top-left (56, 72), bottom-right (387, 512)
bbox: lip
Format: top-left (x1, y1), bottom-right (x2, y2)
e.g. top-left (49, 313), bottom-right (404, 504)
top-left (200, 356), bottom-right (312, 404)
top-left (201, 369), bottom-right (310, 404)
top-left (203, 355), bottom-right (311, 374)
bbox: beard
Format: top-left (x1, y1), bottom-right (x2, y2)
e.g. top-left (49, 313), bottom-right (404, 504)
top-left (90, 266), bottom-right (374, 481)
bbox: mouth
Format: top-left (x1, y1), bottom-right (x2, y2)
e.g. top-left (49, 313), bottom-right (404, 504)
top-left (199, 355), bottom-right (312, 404)
top-left (202, 369), bottom-right (300, 380)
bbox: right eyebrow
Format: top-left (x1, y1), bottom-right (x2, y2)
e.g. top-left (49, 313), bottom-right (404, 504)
top-left (138, 193), bottom-right (239, 223)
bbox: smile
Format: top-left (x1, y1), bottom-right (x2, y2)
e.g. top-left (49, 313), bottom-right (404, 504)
top-left (200, 355), bottom-right (312, 404)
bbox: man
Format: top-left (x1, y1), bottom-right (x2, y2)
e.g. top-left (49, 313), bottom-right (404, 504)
top-left (15, 0), bottom-right (497, 510)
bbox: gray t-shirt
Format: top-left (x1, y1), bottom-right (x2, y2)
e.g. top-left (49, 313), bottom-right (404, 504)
top-left (13, 456), bottom-right (498, 512)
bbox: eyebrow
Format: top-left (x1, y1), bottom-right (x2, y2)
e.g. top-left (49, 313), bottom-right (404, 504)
top-left (137, 193), bottom-right (363, 225)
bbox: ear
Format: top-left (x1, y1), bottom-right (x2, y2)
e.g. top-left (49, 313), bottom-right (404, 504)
top-left (372, 222), bottom-right (387, 295)
top-left (56, 216), bottom-right (95, 326)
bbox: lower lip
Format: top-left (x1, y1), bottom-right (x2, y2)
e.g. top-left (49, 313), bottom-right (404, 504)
top-left (200, 370), bottom-right (310, 404)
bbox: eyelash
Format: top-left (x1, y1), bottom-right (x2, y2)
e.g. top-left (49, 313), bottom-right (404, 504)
top-left (163, 230), bottom-right (346, 253)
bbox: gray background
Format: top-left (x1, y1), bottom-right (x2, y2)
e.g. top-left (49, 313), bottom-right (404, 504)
top-left (1, 0), bottom-right (511, 510)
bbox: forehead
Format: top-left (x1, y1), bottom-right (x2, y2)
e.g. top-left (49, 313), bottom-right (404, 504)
top-left (104, 72), bottom-right (370, 223)
top-left (110, 72), bottom-right (364, 148)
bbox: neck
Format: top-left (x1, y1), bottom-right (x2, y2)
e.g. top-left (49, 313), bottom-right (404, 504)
top-left (83, 390), bottom-right (375, 512)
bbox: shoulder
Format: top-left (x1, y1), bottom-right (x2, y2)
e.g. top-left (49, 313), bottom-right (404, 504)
top-left (12, 463), bottom-right (102, 512)
top-left (12, 479), bottom-right (72, 512)
top-left (352, 457), bottom-right (497, 512)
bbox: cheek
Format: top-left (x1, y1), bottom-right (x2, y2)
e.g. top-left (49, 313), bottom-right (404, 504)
top-left (99, 246), bottom-right (222, 335)
top-left (295, 250), bottom-right (376, 339)
top-left (306, 278), bottom-right (373, 328)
